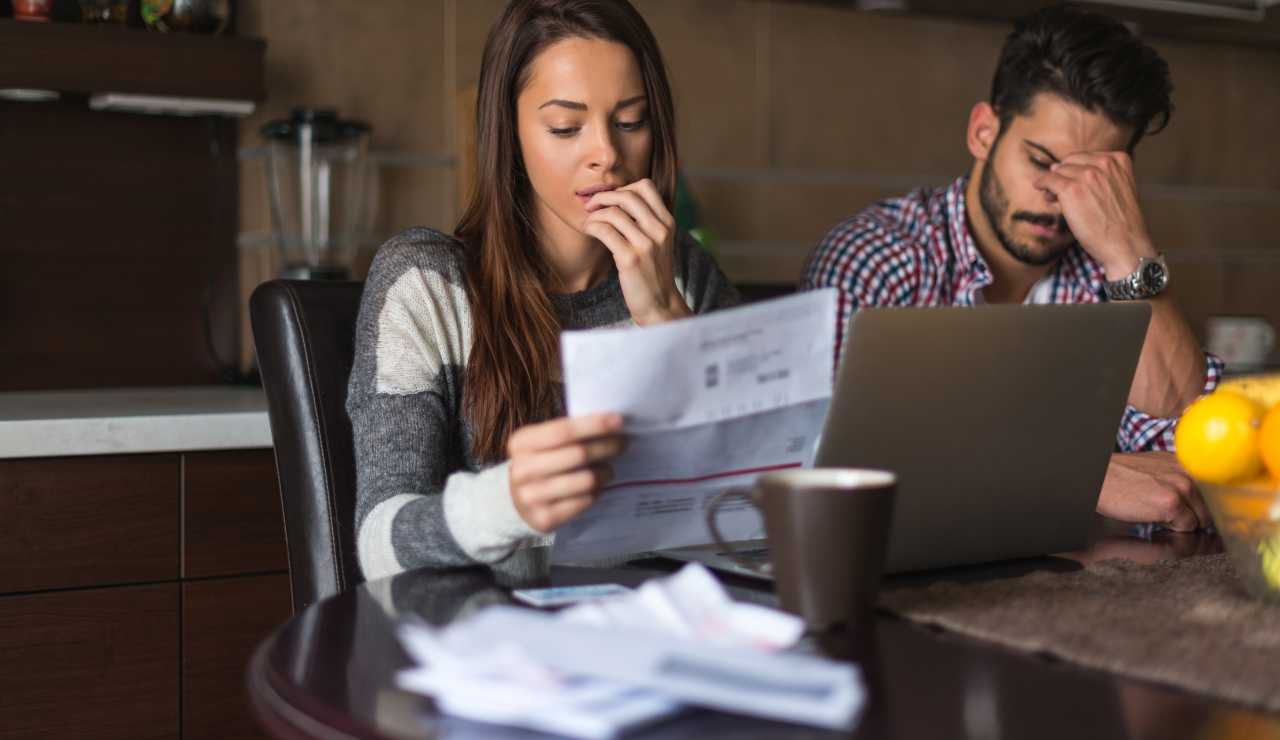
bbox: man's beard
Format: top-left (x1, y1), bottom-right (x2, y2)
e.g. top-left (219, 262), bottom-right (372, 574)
top-left (977, 156), bottom-right (1074, 267)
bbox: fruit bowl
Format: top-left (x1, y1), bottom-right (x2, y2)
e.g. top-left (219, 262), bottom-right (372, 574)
top-left (1200, 479), bottom-right (1280, 602)
top-left (1177, 373), bottom-right (1280, 602)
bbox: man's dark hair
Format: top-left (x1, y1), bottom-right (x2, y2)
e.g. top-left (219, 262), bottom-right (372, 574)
top-left (991, 3), bottom-right (1173, 150)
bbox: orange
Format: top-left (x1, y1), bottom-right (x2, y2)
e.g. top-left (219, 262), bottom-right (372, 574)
top-left (1175, 390), bottom-right (1264, 485)
top-left (1213, 483), bottom-right (1277, 521)
top-left (1260, 403), bottom-right (1280, 481)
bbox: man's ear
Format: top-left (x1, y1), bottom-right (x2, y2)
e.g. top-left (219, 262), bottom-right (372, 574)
top-left (967, 102), bottom-right (1001, 161)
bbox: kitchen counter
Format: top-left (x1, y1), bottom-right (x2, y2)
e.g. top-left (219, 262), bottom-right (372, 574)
top-left (0, 387), bottom-right (272, 459)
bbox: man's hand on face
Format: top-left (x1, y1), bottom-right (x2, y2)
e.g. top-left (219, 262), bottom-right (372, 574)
top-left (1034, 151), bottom-right (1157, 280)
top-left (1097, 451), bottom-right (1212, 532)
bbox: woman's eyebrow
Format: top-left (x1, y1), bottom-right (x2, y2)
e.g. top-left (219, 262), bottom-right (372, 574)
top-left (538, 99), bottom-right (588, 111)
top-left (536, 95), bottom-right (646, 112)
top-left (614, 95), bottom-right (646, 111)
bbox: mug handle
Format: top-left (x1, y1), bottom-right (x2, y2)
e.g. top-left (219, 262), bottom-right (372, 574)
top-left (705, 487), bottom-right (771, 576)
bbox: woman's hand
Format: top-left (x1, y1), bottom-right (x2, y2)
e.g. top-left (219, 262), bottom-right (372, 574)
top-left (583, 178), bottom-right (692, 326)
top-left (507, 412), bottom-right (626, 533)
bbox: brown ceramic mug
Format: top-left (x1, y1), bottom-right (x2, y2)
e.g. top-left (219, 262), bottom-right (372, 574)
top-left (706, 468), bottom-right (896, 630)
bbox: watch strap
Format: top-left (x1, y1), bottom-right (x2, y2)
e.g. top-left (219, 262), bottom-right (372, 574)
top-left (1104, 255), bottom-right (1166, 301)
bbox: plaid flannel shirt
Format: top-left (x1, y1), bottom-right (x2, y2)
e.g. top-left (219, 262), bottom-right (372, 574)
top-left (800, 175), bottom-right (1223, 453)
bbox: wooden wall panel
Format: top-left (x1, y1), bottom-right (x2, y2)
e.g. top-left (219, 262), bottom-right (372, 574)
top-left (0, 584), bottom-right (179, 740)
top-left (0, 100), bottom-right (239, 391)
top-left (0, 454), bottom-right (179, 594)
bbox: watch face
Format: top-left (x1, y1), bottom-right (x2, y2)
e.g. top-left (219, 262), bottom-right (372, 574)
top-left (1141, 261), bottom-right (1167, 290)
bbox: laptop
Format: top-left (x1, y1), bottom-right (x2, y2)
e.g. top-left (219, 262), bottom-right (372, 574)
top-left (660, 302), bottom-right (1151, 579)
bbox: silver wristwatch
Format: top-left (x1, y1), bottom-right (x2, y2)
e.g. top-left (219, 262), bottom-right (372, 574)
top-left (1103, 254), bottom-right (1169, 301)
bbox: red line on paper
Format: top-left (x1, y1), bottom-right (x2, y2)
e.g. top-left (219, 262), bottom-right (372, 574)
top-left (603, 462), bottom-right (804, 492)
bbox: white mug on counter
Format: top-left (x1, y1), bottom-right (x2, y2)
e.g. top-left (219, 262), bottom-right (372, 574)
top-left (1207, 315), bottom-right (1276, 372)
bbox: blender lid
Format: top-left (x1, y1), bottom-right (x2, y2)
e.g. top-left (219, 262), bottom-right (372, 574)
top-left (261, 107), bottom-right (371, 144)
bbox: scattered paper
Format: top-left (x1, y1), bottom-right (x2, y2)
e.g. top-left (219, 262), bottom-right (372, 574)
top-left (397, 628), bottom-right (679, 740)
top-left (395, 564), bottom-right (865, 738)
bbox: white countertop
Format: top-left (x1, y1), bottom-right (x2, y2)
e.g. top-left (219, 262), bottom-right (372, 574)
top-left (0, 387), bottom-right (273, 459)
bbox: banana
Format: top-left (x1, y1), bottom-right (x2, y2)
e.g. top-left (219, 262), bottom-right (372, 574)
top-left (1219, 373), bottom-right (1280, 410)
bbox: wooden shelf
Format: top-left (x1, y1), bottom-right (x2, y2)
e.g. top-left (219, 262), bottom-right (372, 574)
top-left (0, 18), bottom-right (264, 101)
top-left (786, 0), bottom-right (1280, 49)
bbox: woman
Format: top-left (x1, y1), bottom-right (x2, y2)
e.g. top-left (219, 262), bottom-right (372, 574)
top-left (347, 0), bottom-right (739, 581)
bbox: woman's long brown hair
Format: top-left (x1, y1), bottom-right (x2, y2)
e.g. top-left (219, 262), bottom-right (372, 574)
top-left (456, 0), bottom-right (679, 463)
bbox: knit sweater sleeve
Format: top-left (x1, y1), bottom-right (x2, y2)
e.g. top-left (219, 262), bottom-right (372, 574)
top-left (346, 229), bottom-right (543, 581)
top-left (674, 230), bottom-right (741, 313)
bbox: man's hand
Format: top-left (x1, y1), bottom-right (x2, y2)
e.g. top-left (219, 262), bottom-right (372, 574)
top-left (1097, 452), bottom-right (1211, 532)
top-left (1037, 151), bottom-right (1207, 417)
top-left (1035, 151), bottom-right (1156, 280)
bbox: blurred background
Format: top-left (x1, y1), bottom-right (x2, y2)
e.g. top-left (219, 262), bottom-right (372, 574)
top-left (3, 0), bottom-right (1279, 388)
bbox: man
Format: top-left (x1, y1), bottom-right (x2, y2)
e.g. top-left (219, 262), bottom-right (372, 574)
top-left (801, 4), bottom-right (1221, 532)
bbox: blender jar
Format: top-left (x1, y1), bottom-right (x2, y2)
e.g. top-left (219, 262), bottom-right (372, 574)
top-left (261, 108), bottom-right (372, 280)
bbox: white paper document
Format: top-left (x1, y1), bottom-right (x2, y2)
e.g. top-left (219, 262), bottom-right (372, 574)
top-left (553, 289), bottom-right (837, 564)
top-left (395, 564), bottom-right (864, 738)
top-left (438, 606), bottom-right (861, 730)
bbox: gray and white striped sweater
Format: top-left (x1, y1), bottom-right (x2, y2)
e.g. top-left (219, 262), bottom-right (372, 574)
top-left (346, 227), bottom-right (739, 582)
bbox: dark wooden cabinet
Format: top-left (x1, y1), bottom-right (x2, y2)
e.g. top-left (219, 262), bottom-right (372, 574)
top-left (0, 449), bottom-right (288, 740)
top-left (0, 454), bottom-right (180, 594)
top-left (183, 574), bottom-right (292, 740)
top-left (183, 450), bottom-right (288, 578)
top-left (0, 584), bottom-right (180, 740)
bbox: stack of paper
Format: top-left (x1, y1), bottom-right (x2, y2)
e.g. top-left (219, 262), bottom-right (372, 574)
top-left (396, 565), bottom-right (865, 739)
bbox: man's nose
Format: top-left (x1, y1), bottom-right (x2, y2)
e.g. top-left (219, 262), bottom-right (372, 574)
top-left (1040, 182), bottom-right (1060, 207)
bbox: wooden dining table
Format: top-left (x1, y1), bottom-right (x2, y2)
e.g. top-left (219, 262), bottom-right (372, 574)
top-left (246, 522), bottom-right (1280, 739)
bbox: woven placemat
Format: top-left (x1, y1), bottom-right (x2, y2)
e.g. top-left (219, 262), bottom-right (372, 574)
top-left (878, 554), bottom-right (1280, 712)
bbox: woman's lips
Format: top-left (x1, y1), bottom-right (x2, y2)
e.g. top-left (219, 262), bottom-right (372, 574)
top-left (576, 185), bottom-right (617, 206)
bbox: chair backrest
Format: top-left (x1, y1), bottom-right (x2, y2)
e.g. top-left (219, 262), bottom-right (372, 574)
top-left (250, 279), bottom-right (365, 613)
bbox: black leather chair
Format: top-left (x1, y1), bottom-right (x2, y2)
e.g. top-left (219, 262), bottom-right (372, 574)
top-left (250, 279), bottom-right (366, 613)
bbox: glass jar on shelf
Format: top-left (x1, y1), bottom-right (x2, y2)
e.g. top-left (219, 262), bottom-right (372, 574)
top-left (140, 0), bottom-right (230, 34)
top-left (13, 0), bottom-right (53, 22)
top-left (78, 0), bottom-right (128, 24)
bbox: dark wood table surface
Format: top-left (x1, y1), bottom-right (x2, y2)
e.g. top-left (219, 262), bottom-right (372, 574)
top-left (247, 523), bottom-right (1280, 739)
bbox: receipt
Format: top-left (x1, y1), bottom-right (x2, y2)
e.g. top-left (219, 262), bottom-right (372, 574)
top-left (553, 290), bottom-right (837, 564)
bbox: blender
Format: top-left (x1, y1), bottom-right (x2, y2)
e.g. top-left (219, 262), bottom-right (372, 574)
top-left (261, 108), bottom-right (372, 280)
